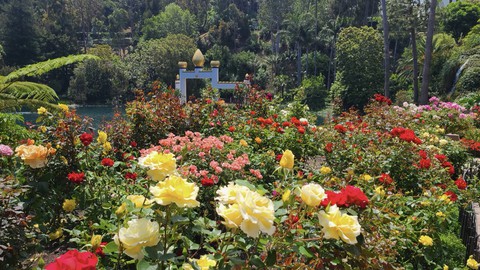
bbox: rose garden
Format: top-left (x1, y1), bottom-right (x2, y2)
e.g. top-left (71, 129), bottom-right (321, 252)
top-left (2, 87), bottom-right (480, 269)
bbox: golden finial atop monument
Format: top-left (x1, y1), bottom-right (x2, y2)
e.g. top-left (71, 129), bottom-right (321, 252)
top-left (192, 49), bottom-right (205, 68)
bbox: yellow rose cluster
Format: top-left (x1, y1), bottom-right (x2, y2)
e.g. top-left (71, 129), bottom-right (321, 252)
top-left (97, 131), bottom-right (112, 153)
top-left (216, 182), bottom-right (276, 238)
top-left (318, 205), bottom-right (361, 244)
top-left (113, 218), bottom-right (160, 259)
top-left (15, 143), bottom-right (55, 168)
top-left (150, 175), bottom-right (200, 208)
top-left (139, 151), bottom-right (177, 181)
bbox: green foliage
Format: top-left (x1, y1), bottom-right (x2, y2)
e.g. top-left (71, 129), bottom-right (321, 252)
top-left (442, 0), bottom-right (480, 40)
top-left (68, 45), bottom-right (128, 104)
top-left (394, 89), bottom-right (414, 105)
top-left (125, 34), bottom-right (196, 89)
top-left (297, 75), bottom-right (328, 111)
top-left (463, 24), bottom-right (480, 49)
top-left (455, 66), bottom-right (480, 94)
top-left (141, 3), bottom-right (198, 41)
top-left (334, 26), bottom-right (383, 111)
top-left (0, 54), bottom-right (99, 111)
top-left (0, 113), bottom-right (35, 145)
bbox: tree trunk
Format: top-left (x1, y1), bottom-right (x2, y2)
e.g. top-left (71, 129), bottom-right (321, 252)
top-left (296, 41), bottom-right (302, 85)
top-left (411, 27), bottom-right (420, 104)
top-left (381, 0), bottom-right (390, 97)
top-left (420, 0), bottom-right (437, 105)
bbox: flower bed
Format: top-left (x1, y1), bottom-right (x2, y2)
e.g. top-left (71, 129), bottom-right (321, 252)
top-left (1, 90), bottom-right (480, 269)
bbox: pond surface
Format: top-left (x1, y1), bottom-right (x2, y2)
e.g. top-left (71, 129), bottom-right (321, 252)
top-left (22, 106), bottom-right (122, 128)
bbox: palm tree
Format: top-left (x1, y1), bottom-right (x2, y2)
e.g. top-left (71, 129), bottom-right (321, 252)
top-left (420, 0), bottom-right (437, 105)
top-left (0, 54), bottom-right (98, 112)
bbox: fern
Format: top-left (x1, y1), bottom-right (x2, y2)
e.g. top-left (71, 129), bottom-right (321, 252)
top-left (0, 54), bottom-right (99, 112)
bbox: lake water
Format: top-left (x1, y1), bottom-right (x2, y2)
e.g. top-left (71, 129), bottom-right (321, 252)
top-left (22, 106), bottom-right (121, 128)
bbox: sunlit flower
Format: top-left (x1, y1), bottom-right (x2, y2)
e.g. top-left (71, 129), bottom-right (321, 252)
top-left (217, 203), bottom-right (243, 228)
top-left (360, 174), bottom-right (372, 181)
top-left (195, 255), bottom-right (216, 270)
top-left (320, 166), bottom-right (332, 175)
top-left (300, 183), bottom-right (327, 207)
top-left (62, 199), bottom-right (76, 212)
top-left (149, 175), bottom-right (199, 208)
top-left (282, 189), bottom-right (291, 202)
top-left (318, 205), bottom-right (361, 244)
top-left (37, 107), bottom-right (47, 115)
top-left (216, 182), bottom-right (250, 204)
top-left (374, 186), bottom-right (385, 196)
top-left (279, 149), bottom-right (294, 169)
top-left (127, 195), bottom-right (153, 208)
top-left (239, 139), bottom-right (248, 147)
top-left (58, 103), bottom-right (69, 112)
top-left (139, 151), bottom-right (176, 181)
top-left (419, 235), bottom-right (433, 246)
top-left (467, 255), bottom-right (479, 269)
top-left (114, 218), bottom-right (160, 260)
top-left (97, 131), bottom-right (108, 144)
top-left (15, 144), bottom-right (54, 168)
top-left (91, 234), bottom-right (102, 250)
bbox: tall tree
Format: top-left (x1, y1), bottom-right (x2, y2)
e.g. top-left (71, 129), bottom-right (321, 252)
top-left (381, 0), bottom-right (390, 97)
top-left (1, 0), bottom-right (41, 66)
top-left (420, 0), bottom-right (437, 105)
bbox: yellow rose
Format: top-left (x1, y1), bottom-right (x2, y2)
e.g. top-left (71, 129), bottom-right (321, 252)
top-left (103, 142), bottom-right (112, 153)
top-left (418, 235), bottom-right (433, 246)
top-left (318, 205), bottom-right (361, 244)
top-left (279, 149), bottom-right (294, 169)
top-left (49, 228), bottom-right (63, 240)
top-left (360, 174), bottom-right (372, 181)
top-left (282, 189), bottom-right (291, 202)
top-left (196, 255), bottom-right (216, 270)
top-left (127, 195), bottom-right (153, 208)
top-left (235, 188), bottom-right (276, 238)
top-left (467, 255), bottom-right (479, 269)
top-left (216, 183), bottom-right (275, 238)
top-left (436, 211), bottom-right (445, 218)
top-left (37, 107), bottom-right (47, 115)
top-left (58, 103), bottom-right (69, 113)
top-left (255, 137), bottom-right (262, 144)
top-left (39, 126), bottom-right (47, 133)
top-left (215, 182), bottom-right (250, 204)
top-left (300, 183), bottom-right (327, 207)
top-left (439, 139), bottom-right (448, 146)
top-left (115, 202), bottom-right (127, 216)
top-left (319, 166), bottom-right (332, 175)
top-left (217, 203), bottom-right (243, 228)
top-left (149, 175), bottom-right (199, 208)
top-left (97, 131), bottom-right (108, 144)
top-left (91, 234), bottom-right (102, 249)
top-left (62, 199), bottom-right (76, 212)
top-left (239, 139), bottom-right (248, 147)
top-left (15, 144), bottom-right (51, 168)
top-left (443, 265), bottom-right (448, 270)
top-left (114, 218), bottom-right (160, 260)
top-left (138, 151), bottom-right (177, 181)
top-left (374, 186), bottom-right (385, 197)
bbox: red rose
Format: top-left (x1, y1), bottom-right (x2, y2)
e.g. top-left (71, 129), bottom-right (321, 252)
top-left (321, 190), bottom-right (347, 207)
top-left (101, 158), bottom-right (114, 167)
top-left (228, 126), bottom-right (236, 132)
top-left (125, 172), bottom-right (137, 180)
top-left (379, 173), bottom-right (393, 185)
top-left (45, 249), bottom-right (98, 270)
top-left (282, 121), bottom-right (291, 127)
top-left (201, 177), bottom-right (215, 186)
top-left (435, 154), bottom-right (447, 163)
top-left (130, 141), bottom-right (137, 147)
top-left (68, 172), bottom-right (85, 183)
top-left (275, 154), bottom-right (283, 161)
top-left (418, 158), bottom-right (431, 169)
top-left (325, 142), bottom-right (333, 153)
top-left (79, 133), bottom-right (93, 146)
top-left (455, 177), bottom-right (467, 190)
top-left (418, 150), bottom-right (428, 159)
top-left (297, 127), bottom-right (305, 134)
top-left (95, 242), bottom-right (107, 258)
top-left (334, 124), bottom-right (347, 133)
top-left (276, 127), bottom-right (285, 134)
top-left (444, 191), bottom-right (458, 202)
top-left (342, 185), bottom-right (369, 209)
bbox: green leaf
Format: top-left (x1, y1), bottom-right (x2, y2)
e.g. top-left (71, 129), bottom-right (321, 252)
top-left (266, 250), bottom-right (277, 266)
top-left (136, 259), bottom-right (159, 270)
top-left (298, 246), bottom-right (314, 258)
top-left (103, 241), bottom-right (119, 254)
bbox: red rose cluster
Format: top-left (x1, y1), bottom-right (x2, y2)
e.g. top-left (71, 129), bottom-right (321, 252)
top-left (68, 172), bottom-right (85, 183)
top-left (378, 173), bottom-right (394, 185)
top-left (390, 127), bottom-right (422, 144)
top-left (79, 132), bottom-right (93, 146)
top-left (101, 158), bottom-right (114, 167)
top-left (321, 185), bottom-right (369, 209)
top-left (45, 249), bottom-right (97, 270)
top-left (373, 93), bottom-right (392, 105)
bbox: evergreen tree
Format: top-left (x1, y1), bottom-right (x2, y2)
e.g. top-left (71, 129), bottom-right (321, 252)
top-left (1, 0), bottom-right (41, 66)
